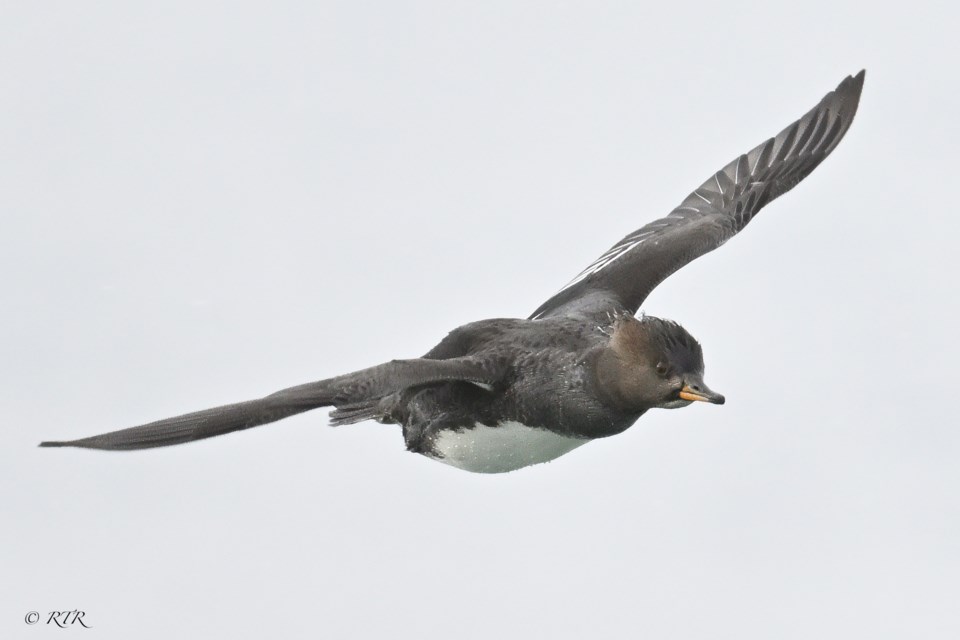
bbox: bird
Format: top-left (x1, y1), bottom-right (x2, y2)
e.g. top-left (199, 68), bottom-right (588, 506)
top-left (40, 70), bottom-right (865, 473)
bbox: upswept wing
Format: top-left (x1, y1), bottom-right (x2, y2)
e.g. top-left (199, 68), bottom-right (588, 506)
top-left (530, 70), bottom-right (864, 320)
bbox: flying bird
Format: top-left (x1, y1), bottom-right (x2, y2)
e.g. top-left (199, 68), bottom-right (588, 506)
top-left (41, 71), bottom-right (865, 473)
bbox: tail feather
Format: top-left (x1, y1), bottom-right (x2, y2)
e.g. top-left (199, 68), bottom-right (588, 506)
top-left (328, 400), bottom-right (383, 427)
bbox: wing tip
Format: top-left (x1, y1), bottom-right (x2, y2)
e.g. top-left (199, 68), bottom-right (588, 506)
top-left (841, 68), bottom-right (865, 88)
top-left (39, 438), bottom-right (107, 450)
top-left (834, 69), bottom-right (866, 112)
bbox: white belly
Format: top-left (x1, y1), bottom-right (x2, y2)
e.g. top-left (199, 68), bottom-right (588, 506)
top-left (429, 421), bottom-right (590, 474)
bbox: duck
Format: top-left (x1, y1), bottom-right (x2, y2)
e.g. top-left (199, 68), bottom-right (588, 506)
top-left (40, 70), bottom-right (865, 473)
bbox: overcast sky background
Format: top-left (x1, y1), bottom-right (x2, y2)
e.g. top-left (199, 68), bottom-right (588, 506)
top-left (2, 2), bottom-right (958, 638)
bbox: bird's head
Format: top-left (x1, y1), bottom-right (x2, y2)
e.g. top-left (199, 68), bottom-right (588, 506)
top-left (595, 314), bottom-right (725, 412)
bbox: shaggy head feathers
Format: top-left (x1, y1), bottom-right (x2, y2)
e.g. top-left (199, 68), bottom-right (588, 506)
top-left (609, 314), bottom-right (704, 375)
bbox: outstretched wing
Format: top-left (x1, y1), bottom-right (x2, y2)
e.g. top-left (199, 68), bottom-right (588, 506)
top-left (39, 356), bottom-right (506, 451)
top-left (530, 70), bottom-right (865, 320)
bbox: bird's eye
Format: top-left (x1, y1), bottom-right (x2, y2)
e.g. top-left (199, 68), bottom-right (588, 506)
top-left (655, 363), bottom-right (669, 378)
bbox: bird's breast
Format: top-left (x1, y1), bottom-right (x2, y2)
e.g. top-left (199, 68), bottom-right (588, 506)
top-left (427, 421), bottom-right (590, 474)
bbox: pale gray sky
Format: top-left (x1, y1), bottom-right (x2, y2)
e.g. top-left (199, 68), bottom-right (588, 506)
top-left (2, 2), bottom-right (958, 638)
